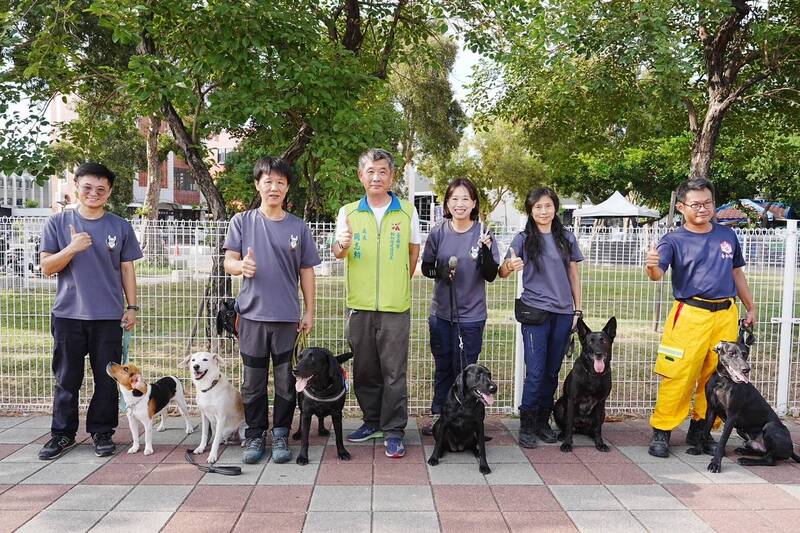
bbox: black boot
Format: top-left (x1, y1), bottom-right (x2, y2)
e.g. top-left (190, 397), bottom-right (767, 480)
top-left (685, 419), bottom-right (717, 454)
top-left (518, 410), bottom-right (538, 449)
top-left (648, 429), bottom-right (671, 458)
top-left (533, 409), bottom-right (558, 443)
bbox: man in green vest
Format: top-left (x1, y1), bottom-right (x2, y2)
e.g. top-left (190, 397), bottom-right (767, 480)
top-left (333, 148), bottom-right (421, 458)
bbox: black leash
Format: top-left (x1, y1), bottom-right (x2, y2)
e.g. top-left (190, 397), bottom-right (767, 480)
top-left (184, 449), bottom-right (242, 476)
top-left (738, 319), bottom-right (755, 346)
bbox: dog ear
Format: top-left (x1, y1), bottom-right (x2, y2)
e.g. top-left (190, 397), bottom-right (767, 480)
top-left (455, 368), bottom-right (466, 397)
top-left (327, 352), bottom-right (340, 381)
top-left (179, 352), bottom-right (192, 367)
top-left (336, 352), bottom-right (354, 365)
top-left (131, 374), bottom-right (146, 396)
top-left (213, 353), bottom-right (226, 367)
top-left (576, 317), bottom-right (591, 340)
top-left (602, 317), bottom-right (617, 340)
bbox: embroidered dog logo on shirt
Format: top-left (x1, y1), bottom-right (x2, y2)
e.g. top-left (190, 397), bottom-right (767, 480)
top-left (289, 235), bottom-right (299, 250)
top-left (106, 235), bottom-right (117, 250)
top-left (720, 240), bottom-right (733, 259)
top-left (470, 245), bottom-right (480, 261)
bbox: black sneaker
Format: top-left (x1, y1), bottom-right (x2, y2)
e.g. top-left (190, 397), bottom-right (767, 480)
top-left (38, 435), bottom-right (77, 460)
top-left (92, 432), bottom-right (116, 457)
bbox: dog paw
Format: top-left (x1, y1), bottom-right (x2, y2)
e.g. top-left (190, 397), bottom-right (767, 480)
top-left (479, 464), bottom-right (491, 475)
top-left (207, 453), bottom-right (218, 464)
top-left (556, 432), bottom-right (565, 442)
top-left (127, 446), bottom-right (139, 454)
top-left (144, 448), bottom-right (154, 456)
top-left (595, 443), bottom-right (610, 452)
top-left (319, 428), bottom-right (330, 437)
top-left (707, 461), bottom-right (721, 473)
top-left (560, 442), bottom-right (573, 453)
top-left (185, 426), bottom-right (194, 435)
top-left (156, 426), bottom-right (166, 433)
top-left (685, 447), bottom-right (702, 456)
top-left (296, 455), bottom-right (309, 466)
top-left (193, 446), bottom-right (205, 455)
top-left (427, 456), bottom-right (439, 466)
top-left (338, 450), bottom-right (351, 461)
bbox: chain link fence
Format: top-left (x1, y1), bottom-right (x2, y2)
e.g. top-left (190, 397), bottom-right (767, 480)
top-left (1, 216), bottom-right (798, 416)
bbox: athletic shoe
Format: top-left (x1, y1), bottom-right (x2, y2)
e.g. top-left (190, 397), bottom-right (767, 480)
top-left (347, 424), bottom-right (383, 442)
top-left (38, 435), bottom-right (77, 460)
top-left (384, 437), bottom-right (405, 458)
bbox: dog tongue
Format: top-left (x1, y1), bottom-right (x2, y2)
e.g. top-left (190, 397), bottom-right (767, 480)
top-left (594, 359), bottom-right (605, 374)
top-left (295, 376), bottom-right (312, 392)
top-left (481, 393), bottom-right (495, 406)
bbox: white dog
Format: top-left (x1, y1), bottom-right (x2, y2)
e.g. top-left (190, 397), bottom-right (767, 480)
top-left (186, 352), bottom-right (246, 463)
top-left (106, 362), bottom-right (193, 456)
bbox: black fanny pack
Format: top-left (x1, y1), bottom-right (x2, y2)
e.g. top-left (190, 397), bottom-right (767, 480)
top-left (514, 299), bottom-right (549, 325)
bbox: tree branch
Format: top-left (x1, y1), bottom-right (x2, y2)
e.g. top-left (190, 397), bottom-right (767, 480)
top-left (682, 96), bottom-right (699, 134)
top-left (342, 0), bottom-right (363, 52)
top-left (374, 0), bottom-right (407, 79)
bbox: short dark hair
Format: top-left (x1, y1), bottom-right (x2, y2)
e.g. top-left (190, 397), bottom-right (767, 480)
top-left (442, 177), bottom-right (480, 220)
top-left (74, 162), bottom-right (116, 187)
top-left (252, 156), bottom-right (293, 185)
top-left (676, 178), bottom-right (715, 203)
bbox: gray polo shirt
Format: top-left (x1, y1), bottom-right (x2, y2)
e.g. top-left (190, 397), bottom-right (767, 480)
top-left (41, 209), bottom-right (143, 320)
top-left (224, 209), bottom-right (321, 322)
top-left (423, 221), bottom-right (500, 322)
top-left (506, 230), bottom-right (583, 314)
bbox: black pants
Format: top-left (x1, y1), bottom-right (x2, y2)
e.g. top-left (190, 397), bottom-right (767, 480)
top-left (238, 318), bottom-right (297, 439)
top-left (50, 316), bottom-right (122, 438)
top-left (428, 316), bottom-right (486, 415)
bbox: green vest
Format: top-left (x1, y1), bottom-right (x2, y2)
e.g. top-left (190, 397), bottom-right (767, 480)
top-left (343, 193), bottom-right (413, 312)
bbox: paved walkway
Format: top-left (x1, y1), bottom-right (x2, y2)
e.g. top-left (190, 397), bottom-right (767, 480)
top-left (1, 414), bottom-right (799, 532)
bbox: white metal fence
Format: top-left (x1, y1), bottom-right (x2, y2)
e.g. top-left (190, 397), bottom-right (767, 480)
top-left (1, 216), bottom-right (798, 416)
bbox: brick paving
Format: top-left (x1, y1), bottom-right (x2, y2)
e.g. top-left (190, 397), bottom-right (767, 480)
top-left (0, 414), bottom-right (798, 532)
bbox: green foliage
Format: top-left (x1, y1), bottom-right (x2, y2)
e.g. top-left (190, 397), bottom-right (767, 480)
top-left (420, 120), bottom-right (546, 217)
top-left (469, 0), bottom-right (800, 205)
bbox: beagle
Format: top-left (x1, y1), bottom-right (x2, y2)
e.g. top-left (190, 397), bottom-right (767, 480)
top-left (106, 362), bottom-right (193, 455)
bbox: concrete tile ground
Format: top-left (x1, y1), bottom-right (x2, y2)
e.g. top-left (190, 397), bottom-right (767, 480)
top-left (0, 415), bottom-right (798, 532)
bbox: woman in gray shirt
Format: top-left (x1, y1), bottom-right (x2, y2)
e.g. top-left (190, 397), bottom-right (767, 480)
top-left (420, 178), bottom-right (500, 434)
top-left (499, 188), bottom-right (583, 448)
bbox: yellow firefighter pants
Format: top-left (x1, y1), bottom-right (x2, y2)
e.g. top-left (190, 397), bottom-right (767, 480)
top-left (650, 299), bottom-right (739, 431)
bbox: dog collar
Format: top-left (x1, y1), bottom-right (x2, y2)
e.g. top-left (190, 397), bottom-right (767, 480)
top-left (201, 379), bottom-right (220, 393)
top-left (302, 374), bottom-right (348, 403)
top-left (303, 386), bottom-right (346, 403)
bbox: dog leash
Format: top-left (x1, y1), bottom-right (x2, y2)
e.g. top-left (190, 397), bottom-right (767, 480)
top-left (292, 330), bottom-right (308, 368)
top-left (184, 449), bottom-right (242, 476)
top-left (738, 319), bottom-right (755, 346)
top-left (118, 328), bottom-right (132, 413)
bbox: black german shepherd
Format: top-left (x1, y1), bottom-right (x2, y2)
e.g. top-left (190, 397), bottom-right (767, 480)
top-left (688, 329), bottom-right (800, 472)
top-left (554, 317), bottom-right (617, 453)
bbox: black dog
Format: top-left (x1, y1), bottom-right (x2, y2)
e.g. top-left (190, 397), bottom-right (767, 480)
top-left (427, 364), bottom-right (498, 474)
top-left (553, 317), bottom-right (617, 453)
top-left (688, 336), bottom-right (800, 472)
top-left (293, 347), bottom-right (353, 465)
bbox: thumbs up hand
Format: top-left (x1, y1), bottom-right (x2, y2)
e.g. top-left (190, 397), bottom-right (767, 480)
top-left (67, 224), bottom-right (92, 253)
top-left (336, 216), bottom-right (353, 250)
top-left (241, 247), bottom-right (257, 278)
top-left (505, 248), bottom-right (524, 272)
top-left (645, 241), bottom-right (660, 270)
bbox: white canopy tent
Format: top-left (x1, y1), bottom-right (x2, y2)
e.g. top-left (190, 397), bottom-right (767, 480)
top-left (573, 191), bottom-right (660, 219)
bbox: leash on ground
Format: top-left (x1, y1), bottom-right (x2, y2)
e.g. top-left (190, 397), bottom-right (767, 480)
top-left (184, 449), bottom-right (242, 476)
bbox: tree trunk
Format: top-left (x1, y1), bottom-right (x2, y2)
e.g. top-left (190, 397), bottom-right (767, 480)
top-left (160, 101), bottom-right (227, 221)
top-left (141, 115), bottom-right (167, 265)
top-left (303, 156), bottom-right (321, 221)
top-left (689, 101), bottom-right (725, 180)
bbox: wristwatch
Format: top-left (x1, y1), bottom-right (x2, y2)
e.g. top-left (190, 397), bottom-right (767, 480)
top-left (127, 305), bottom-right (140, 311)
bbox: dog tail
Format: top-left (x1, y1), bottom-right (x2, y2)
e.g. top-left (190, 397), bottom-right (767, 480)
top-left (336, 352), bottom-right (354, 364)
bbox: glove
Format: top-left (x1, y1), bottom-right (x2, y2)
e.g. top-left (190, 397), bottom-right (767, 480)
top-left (477, 243), bottom-right (498, 282)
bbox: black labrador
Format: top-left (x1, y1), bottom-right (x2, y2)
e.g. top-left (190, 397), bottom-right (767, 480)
top-left (553, 317), bottom-right (617, 453)
top-left (292, 347), bottom-right (353, 465)
top-left (687, 337), bottom-right (800, 472)
top-left (427, 363), bottom-right (498, 474)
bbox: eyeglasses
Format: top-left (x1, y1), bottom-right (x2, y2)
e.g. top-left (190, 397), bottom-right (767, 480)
top-left (681, 200), bottom-right (714, 212)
